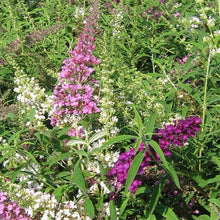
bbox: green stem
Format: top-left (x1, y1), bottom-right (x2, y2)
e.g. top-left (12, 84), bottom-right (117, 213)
top-left (217, 0), bottom-right (220, 16)
top-left (152, 53), bottom-right (155, 74)
top-left (162, 67), bottom-right (177, 91)
top-left (199, 49), bottom-right (211, 172)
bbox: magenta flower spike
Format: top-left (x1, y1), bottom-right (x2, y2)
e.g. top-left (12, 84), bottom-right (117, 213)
top-left (107, 116), bottom-right (201, 194)
top-left (51, 0), bottom-right (100, 132)
top-left (0, 192), bottom-right (31, 220)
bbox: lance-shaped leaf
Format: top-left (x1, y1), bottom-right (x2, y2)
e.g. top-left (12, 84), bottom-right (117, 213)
top-left (89, 131), bottom-right (108, 144)
top-left (146, 180), bottom-right (163, 218)
top-left (73, 166), bottom-right (86, 193)
top-left (133, 106), bottom-right (143, 132)
top-left (110, 200), bottom-right (117, 220)
top-left (90, 135), bottom-right (138, 154)
top-left (83, 198), bottom-right (95, 218)
top-left (124, 151), bottom-right (145, 194)
top-left (67, 139), bottom-right (87, 147)
top-left (145, 111), bottom-right (157, 139)
top-left (149, 140), bottom-right (180, 188)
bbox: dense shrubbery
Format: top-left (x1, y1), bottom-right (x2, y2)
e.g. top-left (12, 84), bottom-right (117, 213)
top-left (0, 0), bottom-right (220, 219)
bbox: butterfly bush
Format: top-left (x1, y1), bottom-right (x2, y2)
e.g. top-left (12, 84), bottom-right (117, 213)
top-left (84, 151), bottom-right (119, 195)
top-left (51, 0), bottom-right (100, 135)
top-left (74, 6), bottom-right (85, 20)
top-left (0, 192), bottom-right (31, 220)
top-left (0, 177), bottom-right (90, 220)
top-left (107, 143), bottom-right (151, 194)
top-left (107, 116), bottom-right (201, 194)
top-left (1, 144), bottom-right (45, 191)
top-left (13, 66), bottom-right (53, 128)
top-left (95, 56), bottom-right (120, 135)
top-left (111, 7), bottom-right (124, 36)
top-left (152, 116), bottom-right (201, 159)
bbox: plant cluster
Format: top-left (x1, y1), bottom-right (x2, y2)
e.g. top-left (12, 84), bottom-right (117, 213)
top-left (0, 0), bottom-right (220, 219)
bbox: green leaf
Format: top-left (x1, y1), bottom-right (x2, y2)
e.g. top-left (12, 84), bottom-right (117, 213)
top-left (73, 150), bottom-right (88, 157)
top-left (124, 151), bottom-right (145, 194)
top-left (8, 129), bottom-right (28, 144)
top-left (53, 185), bottom-right (69, 201)
top-left (34, 132), bottom-right (43, 146)
top-left (25, 151), bottom-right (40, 167)
top-left (193, 175), bottom-right (220, 188)
top-left (156, 204), bottom-right (179, 220)
top-left (116, 41), bottom-right (129, 53)
top-left (205, 175), bottom-right (220, 185)
top-left (83, 198), bottom-right (95, 218)
top-left (193, 175), bottom-right (207, 188)
top-left (0, 150), bottom-right (13, 164)
top-left (145, 111), bottom-right (157, 139)
top-left (99, 162), bottom-right (107, 183)
top-left (134, 137), bottom-right (142, 154)
top-left (181, 105), bottom-right (188, 118)
top-left (90, 135), bottom-right (138, 154)
top-left (110, 200), bottom-right (117, 220)
top-left (56, 171), bottom-right (71, 179)
top-left (48, 152), bottom-right (72, 169)
top-left (57, 127), bottom-right (72, 138)
top-left (147, 214), bottom-right (157, 220)
top-left (209, 198), bottom-right (220, 209)
top-left (149, 140), bottom-right (180, 188)
top-left (135, 186), bottom-right (152, 195)
top-left (154, 60), bottom-right (163, 70)
top-left (181, 70), bottom-right (198, 84)
top-left (29, 108), bottom-right (36, 124)
top-left (89, 131), bottom-right (108, 144)
top-left (194, 215), bottom-right (211, 220)
top-left (149, 140), bottom-right (168, 168)
top-left (146, 181), bottom-right (163, 218)
top-left (67, 139), bottom-right (87, 147)
top-left (96, 195), bottom-right (104, 211)
top-left (6, 113), bottom-right (16, 119)
top-left (73, 166), bottom-right (86, 193)
top-left (212, 156), bottom-right (220, 169)
top-left (188, 41), bottom-right (206, 53)
top-left (133, 107), bottom-right (143, 132)
top-left (22, 112), bottom-right (27, 123)
top-left (11, 164), bottom-right (25, 183)
top-left (119, 198), bottom-right (129, 215)
top-left (167, 162), bottom-right (180, 189)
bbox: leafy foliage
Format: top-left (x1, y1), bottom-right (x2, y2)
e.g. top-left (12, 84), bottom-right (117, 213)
top-left (0, 0), bottom-right (219, 219)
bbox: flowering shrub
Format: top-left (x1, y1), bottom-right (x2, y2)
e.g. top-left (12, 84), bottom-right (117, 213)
top-left (14, 71), bottom-right (54, 128)
top-left (0, 0), bottom-right (220, 219)
top-left (107, 116), bottom-right (202, 194)
top-left (153, 116), bottom-right (202, 158)
top-left (51, 0), bottom-right (100, 136)
top-left (0, 192), bottom-right (31, 220)
top-left (0, 177), bottom-right (91, 219)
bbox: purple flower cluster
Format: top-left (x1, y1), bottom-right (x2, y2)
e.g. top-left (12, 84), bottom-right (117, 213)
top-left (142, 0), bottom-right (165, 21)
top-left (107, 116), bottom-right (201, 194)
top-left (153, 116), bottom-right (201, 160)
top-left (107, 143), bottom-right (151, 194)
top-left (142, 6), bottom-right (165, 21)
top-left (0, 57), bottom-right (6, 66)
top-left (142, 1), bottom-right (181, 21)
top-left (68, 127), bottom-right (84, 137)
top-left (51, 0), bottom-right (100, 129)
top-left (0, 192), bottom-right (31, 220)
top-left (177, 54), bottom-right (192, 65)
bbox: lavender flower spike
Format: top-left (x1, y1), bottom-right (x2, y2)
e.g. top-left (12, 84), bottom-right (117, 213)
top-left (51, 0), bottom-right (100, 131)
